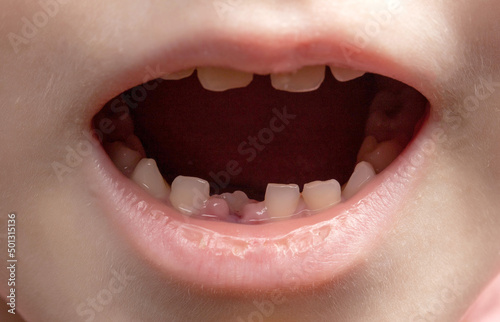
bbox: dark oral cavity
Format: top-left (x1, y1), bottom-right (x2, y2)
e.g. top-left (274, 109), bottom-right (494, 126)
top-left (92, 67), bottom-right (428, 224)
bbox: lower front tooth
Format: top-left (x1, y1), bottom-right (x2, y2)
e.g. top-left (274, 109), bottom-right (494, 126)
top-left (270, 66), bottom-right (325, 92)
top-left (105, 141), bottom-right (142, 176)
top-left (204, 197), bottom-right (230, 220)
top-left (217, 191), bottom-right (250, 214)
top-left (130, 159), bottom-right (171, 200)
top-left (264, 184), bottom-right (300, 218)
top-left (302, 179), bottom-right (341, 211)
top-left (342, 162), bottom-right (376, 199)
top-left (329, 66), bottom-right (366, 82)
top-left (170, 176), bottom-right (210, 215)
top-left (197, 67), bottom-right (253, 92)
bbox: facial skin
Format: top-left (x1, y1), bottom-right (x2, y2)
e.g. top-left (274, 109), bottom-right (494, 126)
top-left (1, 0), bottom-right (500, 321)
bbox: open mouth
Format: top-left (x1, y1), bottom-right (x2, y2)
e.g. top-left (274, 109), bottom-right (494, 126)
top-left (81, 25), bottom-right (439, 290)
top-left (93, 66), bottom-right (427, 224)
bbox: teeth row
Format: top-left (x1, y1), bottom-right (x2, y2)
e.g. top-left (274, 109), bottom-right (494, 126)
top-left (159, 65), bottom-right (367, 92)
top-left (107, 141), bottom-right (384, 222)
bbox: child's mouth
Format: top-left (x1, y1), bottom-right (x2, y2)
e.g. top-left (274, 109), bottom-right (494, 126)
top-left (93, 67), bottom-right (427, 225)
top-left (81, 23), bottom-right (441, 291)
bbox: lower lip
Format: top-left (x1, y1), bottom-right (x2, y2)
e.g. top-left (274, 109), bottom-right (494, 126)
top-left (87, 115), bottom-right (433, 292)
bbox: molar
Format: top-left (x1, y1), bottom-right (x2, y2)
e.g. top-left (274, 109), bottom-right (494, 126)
top-left (105, 141), bottom-right (142, 176)
top-left (130, 158), bottom-right (171, 200)
top-left (197, 67), bottom-right (253, 91)
top-left (270, 65), bottom-right (325, 92)
top-left (357, 137), bottom-right (403, 173)
top-left (302, 179), bottom-right (341, 211)
top-left (264, 184), bottom-right (300, 218)
top-left (170, 176), bottom-right (210, 215)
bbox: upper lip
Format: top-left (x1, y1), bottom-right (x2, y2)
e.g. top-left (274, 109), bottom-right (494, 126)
top-left (86, 2), bottom-right (442, 119)
top-left (82, 4), bottom-right (439, 291)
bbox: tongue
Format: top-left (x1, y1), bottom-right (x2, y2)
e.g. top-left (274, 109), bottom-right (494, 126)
top-left (130, 71), bottom-right (374, 200)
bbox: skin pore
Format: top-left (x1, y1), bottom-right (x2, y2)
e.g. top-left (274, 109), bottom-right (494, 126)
top-left (1, 0), bottom-right (500, 321)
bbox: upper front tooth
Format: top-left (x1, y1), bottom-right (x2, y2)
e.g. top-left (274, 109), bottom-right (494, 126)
top-left (302, 179), bottom-right (341, 211)
top-left (160, 68), bottom-right (195, 80)
top-left (130, 158), bottom-right (171, 200)
top-left (329, 66), bottom-right (366, 82)
top-left (197, 67), bottom-right (253, 91)
top-left (264, 184), bottom-right (300, 218)
top-left (342, 162), bottom-right (376, 199)
top-left (170, 176), bottom-right (210, 215)
top-left (105, 141), bottom-right (142, 176)
top-left (270, 65), bottom-right (325, 92)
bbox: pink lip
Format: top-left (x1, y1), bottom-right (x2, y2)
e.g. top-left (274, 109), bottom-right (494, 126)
top-left (86, 121), bottom-right (432, 291)
top-left (82, 31), bottom-right (437, 291)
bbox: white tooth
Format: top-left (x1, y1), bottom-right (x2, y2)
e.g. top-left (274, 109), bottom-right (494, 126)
top-left (329, 66), bottom-right (366, 82)
top-left (270, 65), bottom-right (325, 92)
top-left (218, 191), bottom-right (250, 214)
top-left (302, 179), bottom-right (341, 211)
top-left (105, 141), bottom-right (142, 176)
top-left (130, 159), bottom-right (171, 200)
top-left (342, 162), bottom-right (376, 199)
top-left (264, 184), bottom-right (300, 218)
top-left (170, 176), bottom-right (210, 215)
top-left (160, 68), bottom-right (195, 80)
top-left (358, 139), bottom-right (403, 173)
top-left (357, 136), bottom-right (378, 163)
top-left (197, 67), bottom-right (253, 91)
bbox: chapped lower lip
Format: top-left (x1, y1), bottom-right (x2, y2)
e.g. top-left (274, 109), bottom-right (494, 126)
top-left (84, 101), bottom-right (435, 290)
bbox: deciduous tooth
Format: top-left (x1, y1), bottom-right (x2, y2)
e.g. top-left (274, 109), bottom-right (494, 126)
top-left (264, 184), bottom-right (300, 218)
top-left (342, 162), bottom-right (376, 199)
top-left (197, 67), bottom-right (253, 91)
top-left (329, 66), bottom-right (366, 82)
top-left (105, 141), bottom-right (142, 176)
top-left (130, 159), bottom-right (170, 200)
top-left (218, 191), bottom-right (250, 214)
top-left (302, 179), bottom-right (341, 211)
top-left (160, 68), bottom-right (195, 80)
top-left (270, 66), bottom-right (325, 92)
top-left (204, 197), bottom-right (230, 220)
top-left (170, 176), bottom-right (210, 215)
top-left (358, 138), bottom-right (403, 173)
